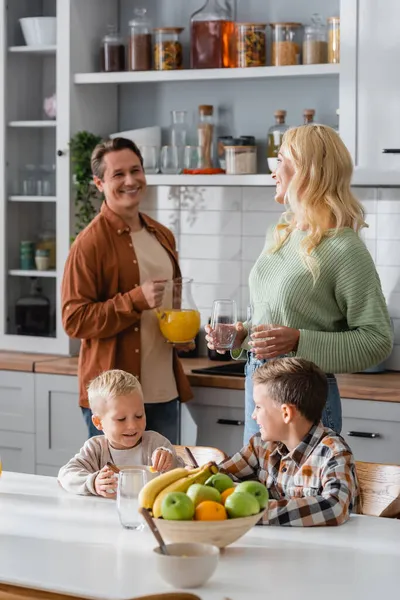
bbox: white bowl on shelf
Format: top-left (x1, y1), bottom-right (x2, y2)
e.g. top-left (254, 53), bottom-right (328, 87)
top-left (109, 126), bottom-right (161, 148)
top-left (20, 17), bottom-right (57, 46)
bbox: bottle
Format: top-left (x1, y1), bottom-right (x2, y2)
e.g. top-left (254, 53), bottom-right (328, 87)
top-left (128, 8), bottom-right (152, 71)
top-left (190, 0), bottom-right (235, 69)
top-left (15, 278), bottom-right (51, 337)
top-left (303, 109), bottom-right (315, 124)
top-left (100, 25), bottom-right (125, 72)
top-left (267, 110), bottom-right (289, 173)
top-left (197, 105), bottom-right (215, 168)
top-left (303, 14), bottom-right (327, 65)
top-left (327, 16), bottom-right (340, 64)
top-left (170, 110), bottom-right (189, 170)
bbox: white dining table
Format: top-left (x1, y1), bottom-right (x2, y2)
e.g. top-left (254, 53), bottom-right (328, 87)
top-left (0, 471), bottom-right (399, 600)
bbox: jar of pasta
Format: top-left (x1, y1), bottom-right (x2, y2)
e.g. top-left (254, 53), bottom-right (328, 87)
top-left (154, 27), bottom-right (184, 70)
top-left (270, 22), bottom-right (302, 66)
top-left (303, 14), bottom-right (327, 65)
top-left (236, 23), bottom-right (267, 68)
top-left (327, 17), bottom-right (340, 63)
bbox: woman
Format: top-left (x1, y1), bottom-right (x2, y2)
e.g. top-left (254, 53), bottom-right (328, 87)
top-left (206, 124), bottom-right (393, 444)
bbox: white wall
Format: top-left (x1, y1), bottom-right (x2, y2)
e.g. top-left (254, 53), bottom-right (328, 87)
top-left (141, 185), bottom-right (400, 370)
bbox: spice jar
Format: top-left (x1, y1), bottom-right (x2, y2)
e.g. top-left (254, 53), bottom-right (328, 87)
top-left (128, 8), bottom-right (152, 71)
top-left (236, 23), bottom-right (267, 68)
top-left (100, 25), bottom-right (125, 72)
top-left (327, 17), bottom-right (340, 63)
top-left (267, 110), bottom-right (289, 173)
top-left (197, 105), bottom-right (215, 168)
top-left (303, 109), bottom-right (315, 124)
top-left (303, 14), bottom-right (327, 65)
top-left (270, 23), bottom-right (302, 66)
top-left (154, 27), bottom-right (184, 70)
top-left (225, 139), bottom-right (257, 175)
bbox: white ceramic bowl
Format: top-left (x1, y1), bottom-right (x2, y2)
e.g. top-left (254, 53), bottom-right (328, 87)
top-left (153, 542), bottom-right (219, 589)
top-left (20, 17), bottom-right (57, 46)
top-left (109, 126), bottom-right (161, 148)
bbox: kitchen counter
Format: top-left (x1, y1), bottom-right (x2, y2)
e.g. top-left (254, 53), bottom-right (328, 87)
top-left (1, 352), bottom-right (400, 403)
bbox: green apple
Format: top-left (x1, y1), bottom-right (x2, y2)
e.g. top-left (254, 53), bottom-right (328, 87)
top-left (205, 473), bottom-right (234, 493)
top-left (187, 483), bottom-right (222, 507)
top-left (235, 481), bottom-right (269, 509)
top-left (225, 492), bottom-right (260, 518)
top-left (161, 492), bottom-right (195, 521)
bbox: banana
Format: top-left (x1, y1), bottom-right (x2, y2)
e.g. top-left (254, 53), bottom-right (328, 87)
top-left (152, 462), bottom-right (218, 518)
top-left (139, 467), bottom-right (200, 510)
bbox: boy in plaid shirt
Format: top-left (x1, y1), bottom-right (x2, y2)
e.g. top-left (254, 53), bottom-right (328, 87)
top-left (220, 357), bottom-right (360, 526)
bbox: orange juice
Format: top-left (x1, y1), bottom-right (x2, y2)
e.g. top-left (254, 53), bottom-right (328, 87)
top-left (157, 309), bottom-right (200, 344)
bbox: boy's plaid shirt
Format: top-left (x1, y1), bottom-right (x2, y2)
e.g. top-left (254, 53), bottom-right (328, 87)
top-left (219, 422), bottom-right (360, 526)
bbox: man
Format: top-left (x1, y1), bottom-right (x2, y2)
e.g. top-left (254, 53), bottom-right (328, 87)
top-left (61, 137), bottom-right (192, 442)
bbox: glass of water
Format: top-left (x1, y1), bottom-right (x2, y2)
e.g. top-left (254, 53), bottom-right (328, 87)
top-left (211, 299), bottom-right (237, 350)
top-left (117, 467), bottom-right (146, 530)
top-left (247, 302), bottom-right (274, 349)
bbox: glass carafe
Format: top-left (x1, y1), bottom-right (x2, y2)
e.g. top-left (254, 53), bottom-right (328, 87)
top-left (170, 110), bottom-right (189, 170)
top-left (267, 110), bottom-right (289, 173)
top-left (190, 0), bottom-right (235, 69)
top-left (157, 278), bottom-right (200, 344)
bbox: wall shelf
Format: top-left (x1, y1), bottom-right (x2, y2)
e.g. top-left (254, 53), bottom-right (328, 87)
top-left (146, 174), bottom-right (275, 187)
top-left (8, 270), bottom-right (57, 278)
top-left (9, 196), bottom-right (57, 202)
top-left (8, 121), bottom-right (57, 128)
top-left (8, 46), bottom-right (56, 55)
top-left (75, 64), bottom-right (340, 85)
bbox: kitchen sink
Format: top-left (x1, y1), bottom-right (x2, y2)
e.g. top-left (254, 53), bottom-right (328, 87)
top-left (191, 361), bottom-right (246, 377)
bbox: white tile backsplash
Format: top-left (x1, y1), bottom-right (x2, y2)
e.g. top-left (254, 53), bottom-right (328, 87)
top-left (179, 235), bottom-right (241, 260)
top-left (377, 213), bottom-right (400, 240)
top-left (377, 200), bottom-right (400, 213)
top-left (377, 266), bottom-right (400, 296)
top-left (179, 210), bottom-right (241, 236)
top-left (242, 212), bottom-right (278, 237)
top-left (361, 214), bottom-right (376, 240)
top-left (192, 283), bottom-right (241, 310)
top-left (386, 293), bottom-right (400, 319)
top-left (377, 240), bottom-right (400, 266)
top-left (242, 187), bottom-right (282, 212)
top-left (179, 259), bottom-right (240, 285)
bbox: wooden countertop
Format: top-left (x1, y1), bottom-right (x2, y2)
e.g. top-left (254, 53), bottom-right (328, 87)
top-left (1, 353), bottom-right (400, 402)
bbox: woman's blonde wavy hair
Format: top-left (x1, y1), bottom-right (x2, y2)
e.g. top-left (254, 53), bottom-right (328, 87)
top-left (270, 124), bottom-right (367, 280)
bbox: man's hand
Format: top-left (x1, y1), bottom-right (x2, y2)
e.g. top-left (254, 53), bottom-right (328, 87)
top-left (141, 279), bottom-right (167, 309)
top-left (94, 466), bottom-right (118, 498)
top-left (152, 448), bottom-right (174, 472)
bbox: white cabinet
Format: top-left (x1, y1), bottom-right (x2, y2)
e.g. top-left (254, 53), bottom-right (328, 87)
top-left (342, 398), bottom-right (400, 464)
top-left (0, 431), bottom-right (35, 474)
top-left (0, 371), bottom-right (34, 432)
top-left (35, 374), bottom-right (87, 469)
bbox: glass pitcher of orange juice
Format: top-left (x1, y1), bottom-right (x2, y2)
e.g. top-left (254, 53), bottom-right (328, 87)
top-left (157, 277), bottom-right (201, 344)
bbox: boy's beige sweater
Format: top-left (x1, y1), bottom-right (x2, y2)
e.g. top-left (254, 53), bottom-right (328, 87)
top-left (58, 431), bottom-right (184, 496)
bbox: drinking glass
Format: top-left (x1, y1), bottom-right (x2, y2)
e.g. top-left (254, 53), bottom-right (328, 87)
top-left (117, 467), bottom-right (146, 530)
top-left (140, 145), bottom-right (159, 174)
top-left (160, 145), bottom-right (180, 174)
top-left (247, 301), bottom-right (274, 348)
top-left (210, 299), bottom-right (237, 350)
top-left (184, 145), bottom-right (204, 170)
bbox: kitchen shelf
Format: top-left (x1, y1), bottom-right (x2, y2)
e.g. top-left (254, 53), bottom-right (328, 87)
top-left (8, 121), bottom-right (57, 128)
top-left (9, 196), bottom-right (57, 202)
top-left (75, 63), bottom-right (340, 85)
top-left (8, 45), bottom-right (56, 55)
top-left (8, 270), bottom-right (57, 278)
top-left (146, 174), bottom-right (275, 186)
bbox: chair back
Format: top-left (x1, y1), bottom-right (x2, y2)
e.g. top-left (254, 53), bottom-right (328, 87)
top-left (355, 461), bottom-right (400, 517)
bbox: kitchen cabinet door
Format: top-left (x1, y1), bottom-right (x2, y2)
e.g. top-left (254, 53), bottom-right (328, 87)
top-left (0, 371), bottom-right (34, 432)
top-left (0, 431), bottom-right (35, 474)
top-left (35, 374), bottom-right (87, 468)
top-left (356, 0), bottom-right (400, 174)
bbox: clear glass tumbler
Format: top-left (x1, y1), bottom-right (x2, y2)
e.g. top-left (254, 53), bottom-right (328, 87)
top-left (184, 145), bottom-right (204, 170)
top-left (210, 299), bottom-right (237, 350)
top-left (140, 145), bottom-right (159, 174)
top-left (160, 145), bottom-right (180, 174)
top-left (117, 467), bottom-right (146, 530)
top-left (247, 301), bottom-right (274, 349)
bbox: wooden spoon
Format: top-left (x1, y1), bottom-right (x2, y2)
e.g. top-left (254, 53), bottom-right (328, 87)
top-left (184, 447), bottom-right (199, 468)
top-left (106, 462), bottom-right (120, 474)
top-left (139, 507), bottom-right (169, 555)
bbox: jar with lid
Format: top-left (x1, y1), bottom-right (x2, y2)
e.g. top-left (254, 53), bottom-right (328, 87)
top-left (37, 223), bottom-right (56, 269)
top-left (35, 249), bottom-right (50, 271)
top-left (327, 17), bottom-right (340, 63)
top-left (225, 139), bottom-right (257, 175)
top-left (267, 110), bottom-right (289, 173)
top-left (129, 8), bottom-right (152, 71)
top-left (15, 278), bottom-right (51, 337)
top-left (100, 25), bottom-right (125, 72)
top-left (197, 105), bottom-right (215, 168)
top-left (303, 109), bottom-right (315, 124)
top-left (303, 14), bottom-right (327, 65)
top-left (236, 23), bottom-right (267, 68)
top-left (190, 0), bottom-right (235, 69)
top-left (154, 28), bottom-right (184, 70)
top-left (270, 22), bottom-right (302, 66)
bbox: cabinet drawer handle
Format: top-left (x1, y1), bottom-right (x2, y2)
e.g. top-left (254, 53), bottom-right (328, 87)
top-left (382, 149), bottom-right (400, 153)
top-left (217, 418), bottom-right (244, 426)
top-left (347, 431), bottom-right (381, 439)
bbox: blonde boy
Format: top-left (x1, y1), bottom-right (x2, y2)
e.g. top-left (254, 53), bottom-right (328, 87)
top-left (220, 358), bottom-right (360, 526)
top-left (58, 370), bottom-right (184, 497)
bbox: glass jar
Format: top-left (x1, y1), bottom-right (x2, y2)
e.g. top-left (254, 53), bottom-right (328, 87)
top-left (37, 223), bottom-right (56, 269)
top-left (197, 105), bottom-right (215, 168)
top-left (100, 25), bottom-right (125, 72)
top-left (157, 278), bottom-right (201, 344)
top-left (15, 278), bottom-right (51, 337)
top-left (270, 22), bottom-right (302, 66)
top-left (303, 14), bottom-right (327, 65)
top-left (327, 17), bottom-right (340, 63)
top-left (35, 249), bottom-right (50, 271)
top-left (217, 136), bottom-right (234, 170)
top-left (20, 240), bottom-right (35, 270)
top-left (154, 28), bottom-right (184, 70)
top-left (190, 0), bottom-right (235, 69)
top-left (170, 110), bottom-right (189, 170)
top-left (236, 23), bottom-right (267, 68)
top-left (267, 110), bottom-right (289, 173)
top-left (129, 8), bottom-right (152, 71)
top-left (225, 139), bottom-right (257, 174)
top-left (303, 108), bottom-right (315, 124)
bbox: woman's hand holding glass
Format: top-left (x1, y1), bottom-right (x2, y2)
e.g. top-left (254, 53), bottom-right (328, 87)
top-left (250, 325), bottom-right (300, 359)
top-left (205, 321), bottom-right (247, 354)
